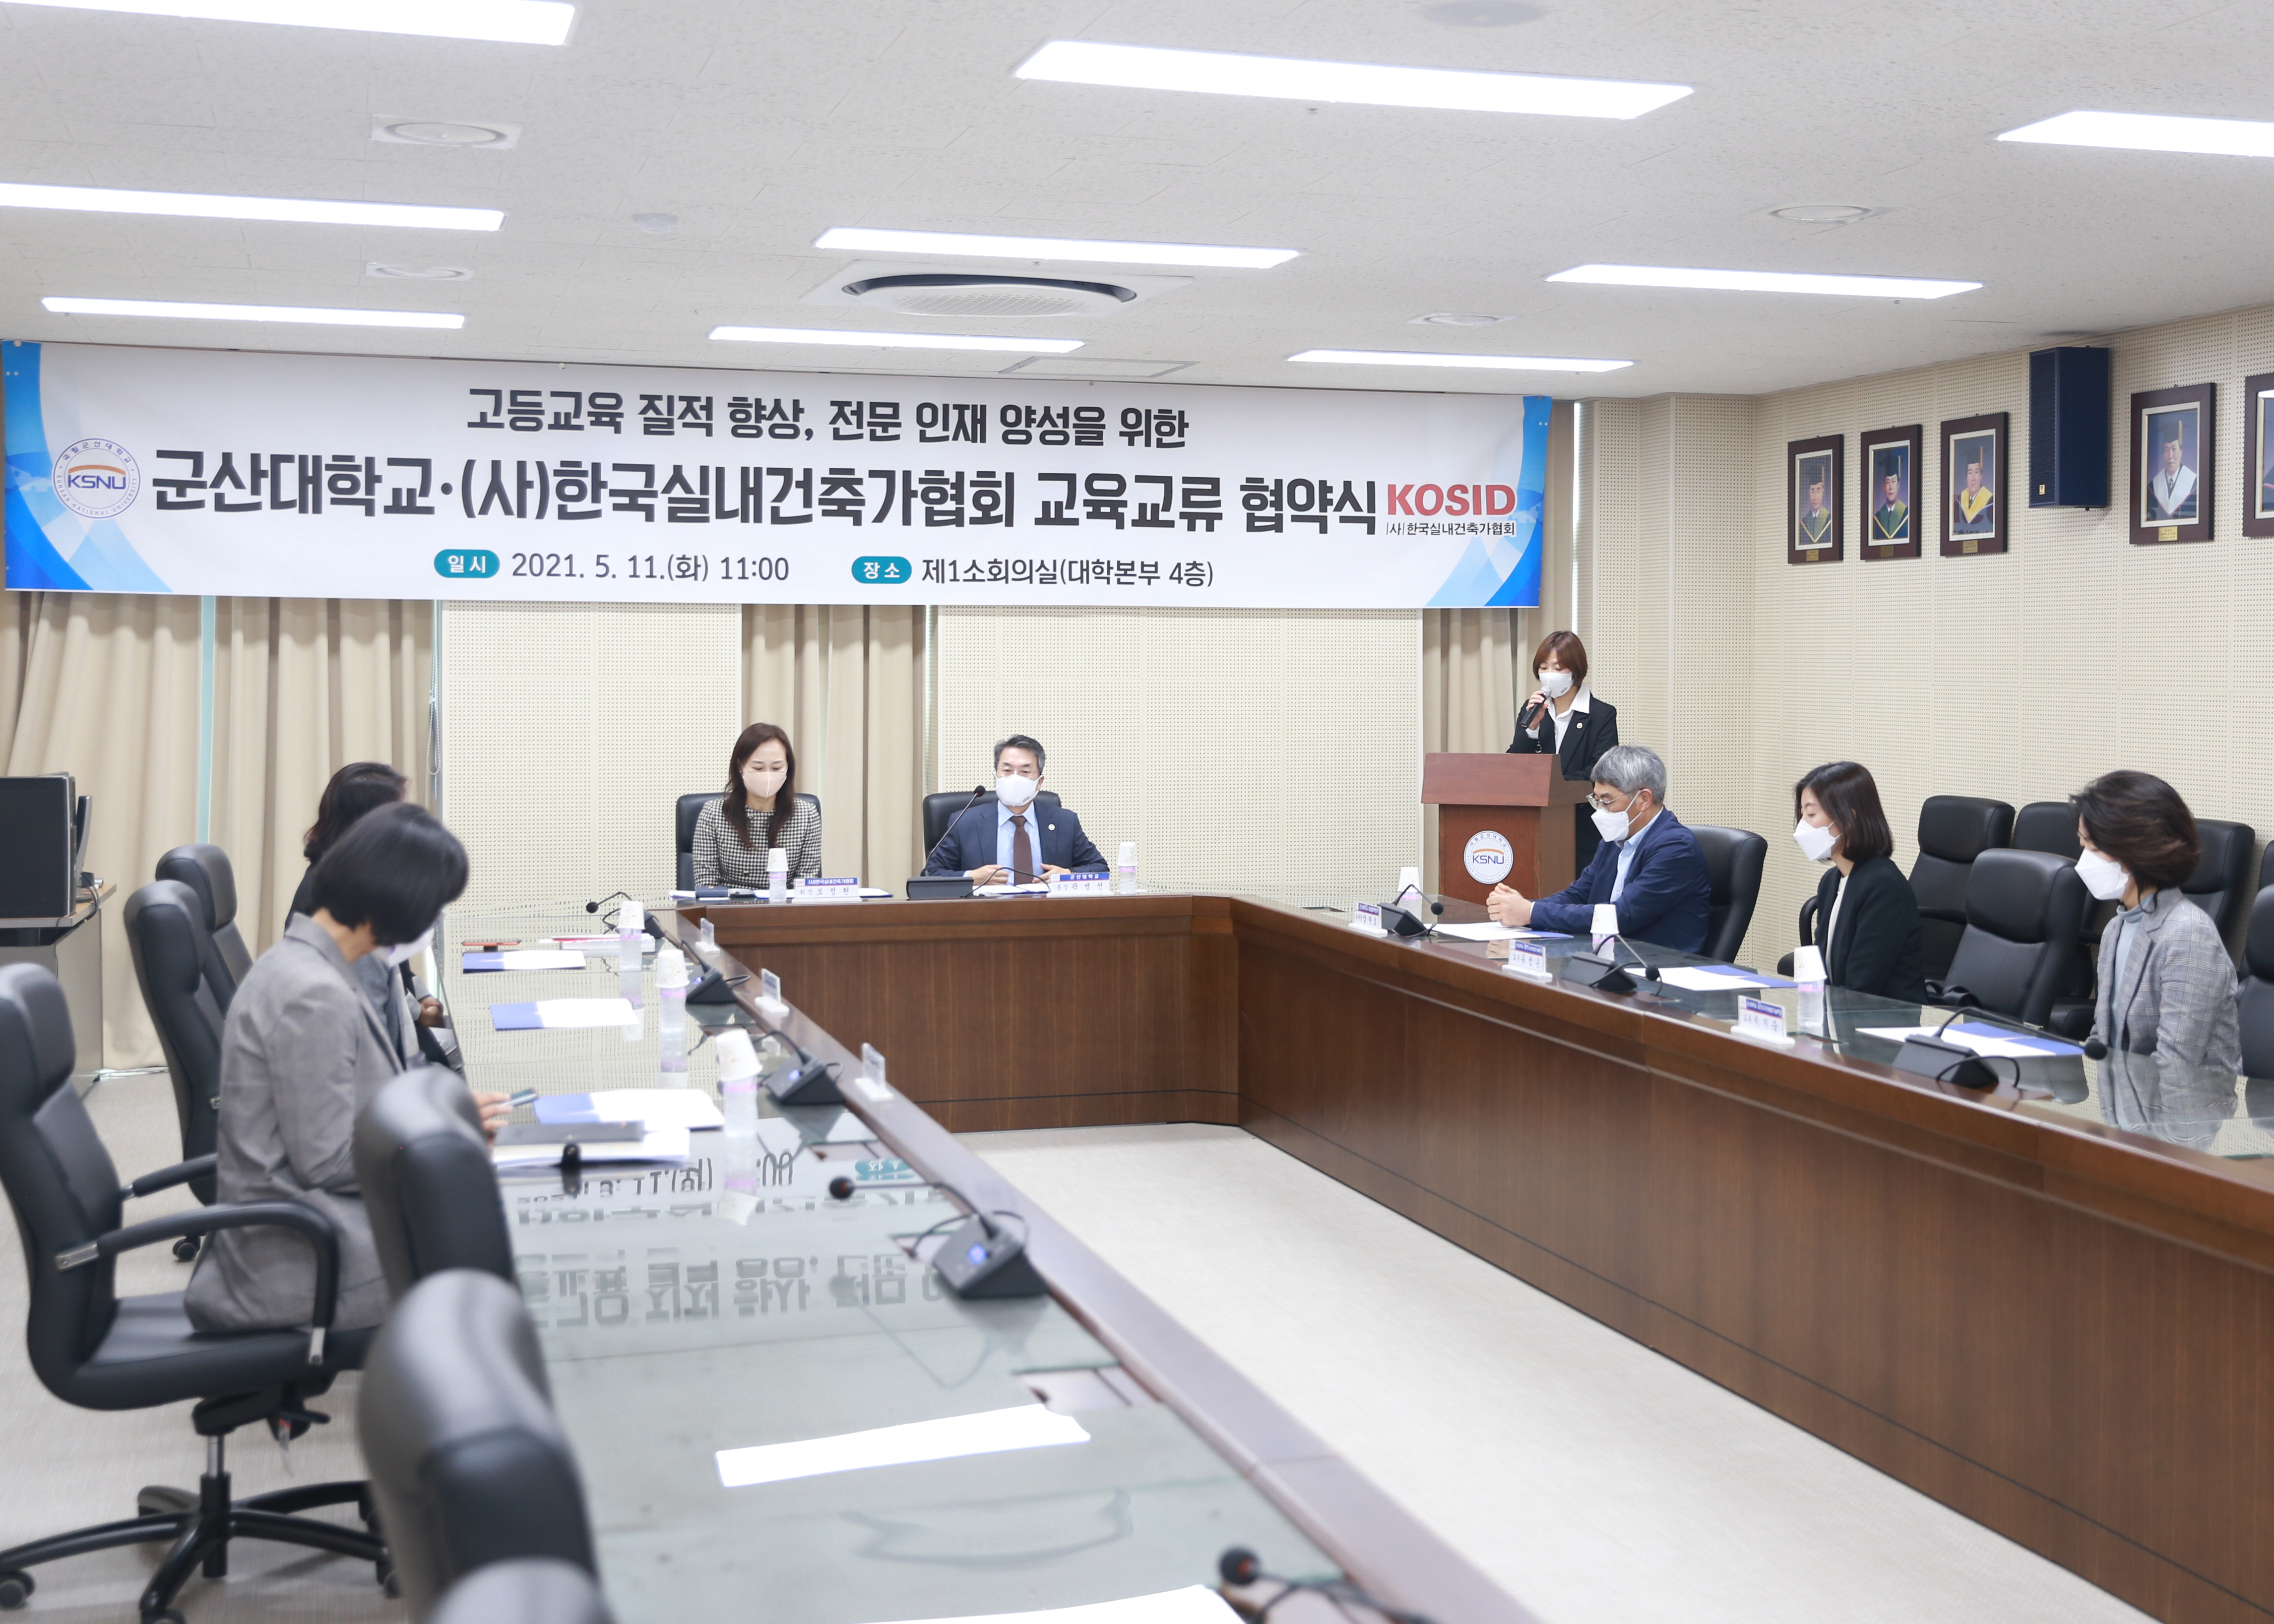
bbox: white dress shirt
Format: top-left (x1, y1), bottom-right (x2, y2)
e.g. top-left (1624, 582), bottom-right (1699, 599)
top-left (1528, 684), bottom-right (1594, 752)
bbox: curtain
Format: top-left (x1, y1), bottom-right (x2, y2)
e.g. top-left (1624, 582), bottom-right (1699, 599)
top-left (1421, 608), bottom-right (1524, 887)
top-left (0, 588), bottom-right (429, 1069)
top-left (742, 604), bottom-right (927, 888)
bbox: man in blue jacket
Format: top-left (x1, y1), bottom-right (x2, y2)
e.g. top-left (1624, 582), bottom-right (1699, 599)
top-left (1486, 744), bottom-right (1712, 953)
top-left (925, 733), bottom-right (1108, 883)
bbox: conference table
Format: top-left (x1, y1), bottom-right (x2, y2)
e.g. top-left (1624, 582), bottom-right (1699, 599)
top-left (622, 887), bottom-right (2274, 1624)
top-left (440, 900), bottom-right (1526, 1624)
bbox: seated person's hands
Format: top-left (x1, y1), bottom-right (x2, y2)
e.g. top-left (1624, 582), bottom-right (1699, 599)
top-left (474, 1090), bottom-right (513, 1143)
top-left (1041, 864), bottom-right (1071, 879)
top-left (1486, 883), bottom-right (1534, 928)
top-left (416, 996), bottom-right (446, 1028)
top-left (967, 864), bottom-right (1010, 886)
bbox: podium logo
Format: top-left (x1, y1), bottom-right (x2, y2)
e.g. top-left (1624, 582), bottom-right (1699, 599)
top-left (1463, 829), bottom-right (1514, 883)
top-left (53, 438), bottom-right (140, 521)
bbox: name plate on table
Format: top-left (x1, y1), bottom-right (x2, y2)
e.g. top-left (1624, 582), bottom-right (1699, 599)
top-left (1349, 901), bottom-right (1387, 936)
top-left (1735, 996), bottom-right (1794, 1046)
top-left (1049, 870), bottom-right (1111, 897)
top-left (757, 967), bottom-right (786, 1013)
top-left (793, 876), bottom-right (860, 902)
top-left (1504, 939), bottom-right (1550, 979)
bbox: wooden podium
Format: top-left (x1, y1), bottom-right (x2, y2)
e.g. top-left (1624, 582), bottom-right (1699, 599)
top-left (1422, 754), bottom-right (1595, 905)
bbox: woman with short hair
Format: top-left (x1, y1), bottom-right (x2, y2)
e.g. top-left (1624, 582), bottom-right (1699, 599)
top-left (287, 760), bottom-right (448, 1056)
top-left (2075, 770), bottom-right (2241, 1071)
top-left (1792, 761), bottom-right (1928, 1002)
top-left (693, 723), bottom-right (823, 888)
top-left (1508, 630), bottom-right (1620, 871)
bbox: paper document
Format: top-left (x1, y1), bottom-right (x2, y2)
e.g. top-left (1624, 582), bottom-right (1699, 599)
top-left (489, 997), bottom-right (638, 1032)
top-left (858, 887), bottom-right (894, 898)
top-left (864, 1585), bottom-right (1242, 1624)
top-left (1655, 966), bottom-right (1799, 993)
top-left (535, 1089), bottom-right (724, 1130)
top-left (715, 1404), bottom-right (1089, 1489)
top-left (461, 949), bottom-right (587, 973)
top-left (1433, 922), bottom-right (1559, 942)
top-left (492, 1124), bottom-right (690, 1169)
top-left (1856, 1024), bottom-right (2083, 1059)
top-left (973, 882), bottom-right (1051, 896)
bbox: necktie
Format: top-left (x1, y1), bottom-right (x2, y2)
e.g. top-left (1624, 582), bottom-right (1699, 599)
top-left (1011, 813), bottom-right (1035, 883)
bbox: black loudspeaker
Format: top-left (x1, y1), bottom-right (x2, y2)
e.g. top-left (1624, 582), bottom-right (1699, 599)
top-left (0, 775), bottom-right (75, 917)
top-left (2029, 346), bottom-right (2110, 508)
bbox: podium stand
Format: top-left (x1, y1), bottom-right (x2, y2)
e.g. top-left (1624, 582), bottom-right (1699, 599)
top-left (1422, 754), bottom-right (1594, 906)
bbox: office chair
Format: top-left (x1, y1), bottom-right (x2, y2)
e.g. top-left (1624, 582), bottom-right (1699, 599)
top-left (1926, 849), bottom-right (2087, 1027)
top-left (2179, 818), bottom-right (2256, 949)
top-left (154, 843), bottom-right (254, 996)
top-left (121, 878), bottom-right (229, 1224)
top-left (679, 790), bottom-right (821, 888)
top-left (431, 1559), bottom-right (616, 1624)
top-left (2237, 887), bottom-right (2274, 1079)
top-left (1688, 825), bottom-right (1767, 964)
top-left (353, 1066), bottom-right (516, 1298)
top-left (0, 962), bottom-right (387, 1623)
top-left (1910, 796), bottom-right (2015, 982)
top-left (359, 1270), bottom-right (599, 1623)
top-left (922, 788), bottom-right (1059, 853)
top-left (2009, 800), bottom-right (2083, 860)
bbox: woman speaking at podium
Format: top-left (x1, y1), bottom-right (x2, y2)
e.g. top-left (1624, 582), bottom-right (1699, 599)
top-left (1508, 630), bottom-right (1619, 872)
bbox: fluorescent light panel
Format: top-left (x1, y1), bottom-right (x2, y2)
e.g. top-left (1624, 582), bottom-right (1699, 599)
top-left (1999, 109), bottom-right (2274, 158)
top-left (1548, 263), bottom-right (1980, 299)
top-left (816, 226), bottom-right (1296, 270)
top-left (1289, 348), bottom-right (1631, 373)
top-left (45, 296), bottom-right (463, 327)
top-left (0, 182), bottom-right (501, 231)
top-left (1016, 40), bottom-right (1690, 120)
top-left (715, 1405), bottom-right (1089, 1489)
top-left (2, 0), bottom-right (573, 45)
top-left (710, 326), bottom-right (1081, 354)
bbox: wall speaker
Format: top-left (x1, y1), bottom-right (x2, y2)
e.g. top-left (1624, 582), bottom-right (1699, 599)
top-left (2028, 346), bottom-right (2110, 508)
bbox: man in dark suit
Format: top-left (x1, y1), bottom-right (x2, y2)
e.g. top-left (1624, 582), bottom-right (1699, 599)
top-left (1485, 744), bottom-right (1712, 953)
top-left (924, 733), bottom-right (1107, 882)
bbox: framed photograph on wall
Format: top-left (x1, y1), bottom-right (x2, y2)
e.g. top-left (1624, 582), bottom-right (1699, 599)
top-left (2247, 373), bottom-right (2274, 539)
top-left (1787, 435), bottom-right (1842, 564)
top-left (1859, 424), bottom-right (1922, 560)
top-left (1939, 412), bottom-right (2007, 557)
top-left (2131, 382), bottom-right (2213, 545)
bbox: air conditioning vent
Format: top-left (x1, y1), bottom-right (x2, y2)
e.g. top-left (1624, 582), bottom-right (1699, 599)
top-left (840, 273), bottom-right (1137, 319)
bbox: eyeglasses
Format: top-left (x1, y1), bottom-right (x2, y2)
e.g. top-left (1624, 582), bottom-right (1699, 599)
top-left (1586, 791), bottom-right (1639, 810)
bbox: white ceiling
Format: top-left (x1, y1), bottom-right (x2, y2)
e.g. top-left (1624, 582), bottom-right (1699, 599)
top-left (5, 0), bottom-right (2274, 398)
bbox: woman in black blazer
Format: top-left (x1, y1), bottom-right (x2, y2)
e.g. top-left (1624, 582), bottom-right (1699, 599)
top-left (1508, 630), bottom-right (1619, 872)
top-left (1793, 760), bottom-right (1929, 1002)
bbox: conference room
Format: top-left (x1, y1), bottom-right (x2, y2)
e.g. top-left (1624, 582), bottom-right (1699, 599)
top-left (3, 3), bottom-right (2273, 1623)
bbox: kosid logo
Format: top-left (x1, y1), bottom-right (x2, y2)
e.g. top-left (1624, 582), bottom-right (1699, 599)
top-left (53, 438), bottom-right (140, 521)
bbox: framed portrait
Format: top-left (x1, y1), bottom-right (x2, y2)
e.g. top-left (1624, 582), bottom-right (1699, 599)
top-left (1939, 412), bottom-right (2007, 557)
top-left (2240, 375), bottom-right (2274, 539)
top-left (2131, 382), bottom-right (2213, 545)
top-left (1787, 435), bottom-right (1842, 565)
top-left (1859, 424), bottom-right (1923, 560)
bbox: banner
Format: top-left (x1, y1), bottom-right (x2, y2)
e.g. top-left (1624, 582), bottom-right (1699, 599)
top-left (4, 341), bottom-right (1548, 608)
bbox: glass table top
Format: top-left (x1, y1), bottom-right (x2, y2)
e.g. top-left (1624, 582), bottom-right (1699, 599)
top-left (438, 900), bottom-right (1336, 1624)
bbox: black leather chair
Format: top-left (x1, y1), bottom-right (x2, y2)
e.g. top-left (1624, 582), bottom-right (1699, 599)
top-left (678, 790), bottom-right (821, 888)
top-left (431, 1559), bottom-right (616, 1624)
top-left (921, 788), bottom-right (1060, 854)
top-left (2239, 886), bottom-right (2274, 1079)
top-left (1927, 849), bottom-right (2088, 1027)
top-left (2180, 817), bottom-right (2256, 947)
top-left (1910, 796), bottom-right (2015, 982)
top-left (354, 1066), bottom-right (516, 1298)
top-left (2010, 800), bottom-right (2082, 860)
top-left (1689, 825), bottom-right (1767, 965)
top-left (360, 1270), bottom-right (599, 1623)
top-left (0, 962), bottom-right (386, 1621)
top-left (122, 877), bottom-right (228, 1220)
top-left (155, 842), bottom-right (254, 996)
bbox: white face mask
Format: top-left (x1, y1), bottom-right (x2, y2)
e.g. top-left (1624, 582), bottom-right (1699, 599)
top-left (1793, 819), bottom-right (1839, 863)
top-left (995, 772), bottom-right (1040, 810)
top-left (381, 924), bottom-right (435, 969)
top-left (2076, 848), bottom-right (2130, 902)
top-left (1537, 669), bottom-right (1574, 699)
top-left (1592, 797), bottom-right (1639, 843)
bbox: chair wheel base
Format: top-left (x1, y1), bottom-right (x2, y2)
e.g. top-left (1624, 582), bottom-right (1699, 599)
top-left (144, 1611), bottom-right (185, 1624)
top-left (136, 1486), bottom-right (196, 1518)
top-left (171, 1236), bottom-right (199, 1263)
top-left (0, 1569), bottom-right (34, 1609)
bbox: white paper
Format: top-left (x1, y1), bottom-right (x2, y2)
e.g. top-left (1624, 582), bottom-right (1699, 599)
top-left (865, 1586), bottom-right (1241, 1624)
top-left (586, 1089), bottom-right (725, 1130)
top-left (1656, 967), bottom-right (1777, 992)
top-left (1433, 922), bottom-right (1553, 942)
top-left (1855, 1025), bottom-right (2076, 1060)
top-left (858, 887), bottom-right (894, 898)
top-left (715, 1404), bottom-right (1088, 1488)
top-left (534, 997), bottom-right (639, 1028)
top-left (973, 882), bottom-right (1051, 897)
top-left (492, 1124), bottom-right (691, 1168)
top-left (493, 949), bottom-right (587, 972)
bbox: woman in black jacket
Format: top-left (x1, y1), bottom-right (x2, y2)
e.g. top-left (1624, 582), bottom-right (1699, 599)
top-left (1507, 630), bottom-right (1620, 872)
top-left (1793, 760), bottom-right (1929, 1002)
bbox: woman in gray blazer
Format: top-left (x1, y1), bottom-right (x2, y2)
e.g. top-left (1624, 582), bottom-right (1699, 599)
top-left (2074, 771), bottom-right (2242, 1073)
top-left (186, 803), bottom-right (488, 1335)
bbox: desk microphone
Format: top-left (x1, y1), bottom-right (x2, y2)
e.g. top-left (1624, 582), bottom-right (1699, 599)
top-left (827, 1174), bottom-right (1046, 1300)
top-left (1382, 898), bottom-right (1443, 938)
top-left (920, 785), bottom-right (989, 876)
top-left (584, 890), bottom-right (631, 916)
top-left (1563, 933), bottom-right (1658, 993)
top-left (1894, 1004), bottom-right (2082, 1089)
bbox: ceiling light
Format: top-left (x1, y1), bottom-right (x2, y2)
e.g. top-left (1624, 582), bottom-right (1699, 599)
top-left (44, 297), bottom-right (463, 328)
top-left (710, 326), bottom-right (1081, 354)
top-left (1770, 203), bottom-right (1873, 225)
top-left (1, 0), bottom-right (573, 44)
top-left (817, 227), bottom-right (1296, 270)
top-left (1411, 312), bottom-right (1507, 326)
top-left (1014, 40), bottom-right (1690, 120)
top-left (1998, 109), bottom-right (2274, 158)
top-left (715, 1405), bottom-right (1089, 1489)
top-left (1289, 348), bottom-right (1631, 373)
top-left (372, 116), bottom-right (520, 149)
top-left (0, 182), bottom-right (501, 231)
top-left (1548, 263), bottom-right (1979, 299)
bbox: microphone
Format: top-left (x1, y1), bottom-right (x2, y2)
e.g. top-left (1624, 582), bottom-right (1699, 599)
top-left (584, 890), bottom-right (631, 916)
top-left (1382, 897), bottom-right (1443, 938)
top-left (827, 1174), bottom-right (1046, 1299)
top-left (921, 785), bottom-right (989, 877)
top-left (750, 1027), bottom-right (843, 1107)
top-left (1216, 1547), bottom-right (1437, 1624)
top-left (1520, 690), bottom-right (1551, 735)
top-left (1562, 933), bottom-right (1659, 994)
top-left (1890, 1003), bottom-right (2077, 1091)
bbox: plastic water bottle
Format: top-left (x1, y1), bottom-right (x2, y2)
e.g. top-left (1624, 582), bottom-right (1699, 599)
top-left (1117, 841), bottom-right (1138, 895)
top-left (716, 1029), bottom-right (760, 1138)
top-left (767, 846), bottom-right (788, 905)
top-left (617, 898), bottom-right (644, 1007)
top-left (1793, 945), bottom-right (1828, 1035)
top-left (656, 947), bottom-right (688, 1082)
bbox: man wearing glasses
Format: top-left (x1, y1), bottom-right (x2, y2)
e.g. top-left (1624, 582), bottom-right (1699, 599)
top-left (1486, 744), bottom-right (1711, 953)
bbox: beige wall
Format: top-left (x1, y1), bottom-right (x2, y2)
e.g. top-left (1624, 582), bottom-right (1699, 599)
top-left (1581, 301), bottom-right (2274, 972)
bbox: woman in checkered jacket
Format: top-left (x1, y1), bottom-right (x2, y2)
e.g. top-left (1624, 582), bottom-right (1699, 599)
top-left (692, 723), bottom-right (823, 888)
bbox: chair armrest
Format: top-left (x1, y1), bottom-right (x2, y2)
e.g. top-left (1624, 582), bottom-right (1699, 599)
top-left (55, 1200), bottom-right (343, 1361)
top-left (1921, 982), bottom-right (1978, 1009)
top-left (122, 1154), bottom-right (218, 1201)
